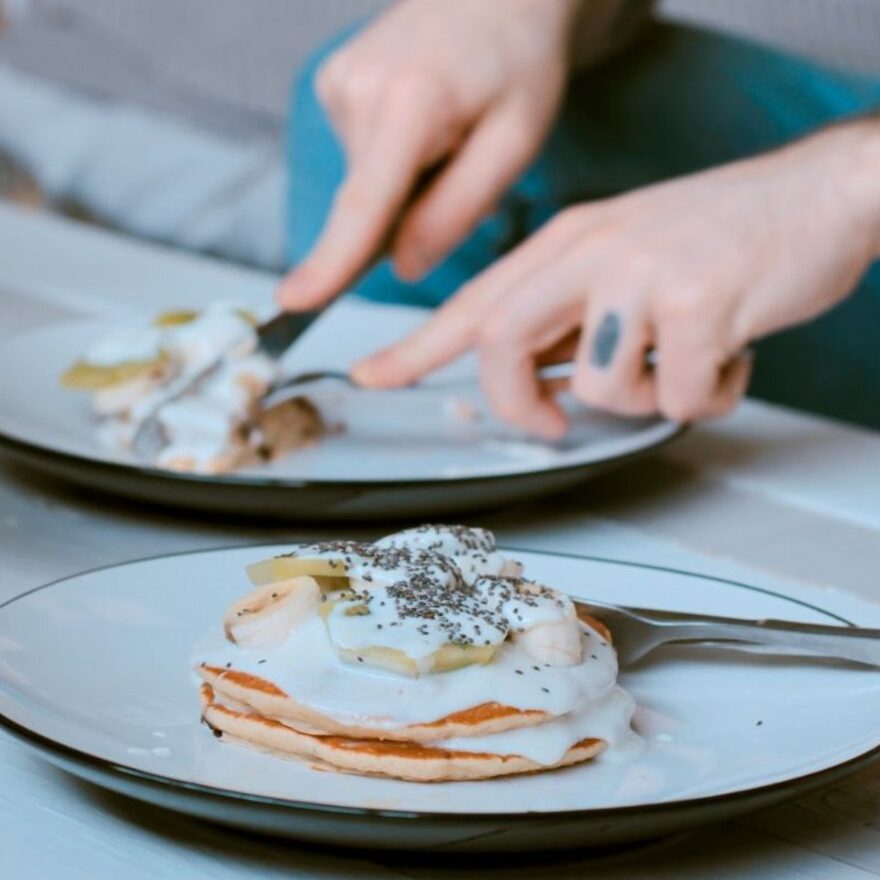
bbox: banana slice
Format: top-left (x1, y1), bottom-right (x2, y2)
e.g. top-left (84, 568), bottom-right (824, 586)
top-left (155, 308), bottom-right (256, 327)
top-left (510, 581), bottom-right (582, 667)
top-left (61, 353), bottom-right (169, 391)
top-left (337, 645), bottom-right (419, 677)
top-left (154, 310), bottom-right (199, 327)
top-left (336, 641), bottom-right (499, 677)
top-left (246, 555), bottom-right (352, 587)
top-left (223, 575), bottom-right (320, 649)
top-left (432, 642), bottom-right (499, 673)
top-left (323, 576), bottom-right (506, 676)
top-left (246, 542), bottom-right (397, 591)
top-left (516, 619), bottom-right (582, 667)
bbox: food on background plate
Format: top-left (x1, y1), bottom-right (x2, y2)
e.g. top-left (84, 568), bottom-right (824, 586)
top-left (61, 303), bottom-right (322, 474)
top-left (196, 525), bottom-right (637, 782)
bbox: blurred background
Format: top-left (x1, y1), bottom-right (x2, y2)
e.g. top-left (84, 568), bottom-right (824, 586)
top-left (1, 0), bottom-right (878, 273)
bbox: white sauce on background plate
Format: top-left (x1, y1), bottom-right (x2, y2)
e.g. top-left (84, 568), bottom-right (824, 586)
top-left (156, 354), bottom-right (276, 470)
top-left (86, 326), bottom-right (165, 366)
top-left (81, 302), bottom-right (281, 471)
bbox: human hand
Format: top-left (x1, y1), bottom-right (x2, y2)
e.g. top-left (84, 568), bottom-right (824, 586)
top-left (278, 0), bottom-right (580, 309)
top-left (352, 121), bottom-right (880, 437)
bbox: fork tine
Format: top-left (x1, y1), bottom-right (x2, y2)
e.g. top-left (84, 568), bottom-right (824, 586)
top-left (261, 370), bottom-right (354, 409)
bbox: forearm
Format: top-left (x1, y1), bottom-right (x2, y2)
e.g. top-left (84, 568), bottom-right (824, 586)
top-left (843, 113), bottom-right (880, 259)
top-left (805, 113), bottom-right (880, 261)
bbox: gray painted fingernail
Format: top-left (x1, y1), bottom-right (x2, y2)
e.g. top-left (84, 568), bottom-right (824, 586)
top-left (591, 312), bottom-right (622, 368)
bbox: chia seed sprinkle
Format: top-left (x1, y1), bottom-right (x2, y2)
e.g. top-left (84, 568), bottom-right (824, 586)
top-left (276, 531), bottom-right (580, 658)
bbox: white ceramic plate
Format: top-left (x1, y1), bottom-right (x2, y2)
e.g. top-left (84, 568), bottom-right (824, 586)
top-left (1, 545), bottom-right (877, 852)
top-left (0, 302), bottom-right (682, 519)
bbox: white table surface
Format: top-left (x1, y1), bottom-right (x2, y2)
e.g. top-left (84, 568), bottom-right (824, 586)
top-left (0, 202), bottom-right (878, 880)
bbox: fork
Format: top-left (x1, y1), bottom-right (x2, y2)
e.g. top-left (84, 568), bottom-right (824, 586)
top-left (575, 599), bottom-right (880, 668)
top-left (259, 348), bottom-right (678, 408)
top-left (260, 360), bottom-right (580, 409)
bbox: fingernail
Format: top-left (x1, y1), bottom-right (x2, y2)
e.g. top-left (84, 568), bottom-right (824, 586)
top-left (351, 357), bottom-right (387, 388)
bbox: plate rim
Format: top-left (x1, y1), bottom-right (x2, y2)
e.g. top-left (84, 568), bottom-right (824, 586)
top-left (0, 319), bottom-right (684, 489)
top-left (1, 543), bottom-right (877, 823)
top-left (0, 422), bottom-right (686, 490)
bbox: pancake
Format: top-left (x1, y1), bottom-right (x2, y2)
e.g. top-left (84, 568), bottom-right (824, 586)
top-left (200, 683), bottom-right (605, 782)
top-left (198, 663), bottom-right (549, 741)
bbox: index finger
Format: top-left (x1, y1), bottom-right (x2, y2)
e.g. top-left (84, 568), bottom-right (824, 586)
top-left (352, 210), bottom-right (586, 387)
top-left (277, 102), bottom-right (439, 310)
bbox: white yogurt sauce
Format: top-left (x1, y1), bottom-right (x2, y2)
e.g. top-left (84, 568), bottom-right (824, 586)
top-left (82, 302), bottom-right (279, 470)
top-left (164, 304), bottom-right (256, 371)
top-left (198, 610), bottom-right (615, 724)
top-left (197, 613), bottom-right (626, 764)
top-left (156, 354), bottom-right (275, 470)
top-left (374, 525), bottom-right (521, 584)
top-left (435, 686), bottom-right (637, 765)
top-left (85, 326), bottom-right (165, 366)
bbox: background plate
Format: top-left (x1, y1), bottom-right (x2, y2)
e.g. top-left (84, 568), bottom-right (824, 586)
top-left (0, 301), bottom-right (682, 519)
top-left (0, 545), bottom-right (877, 852)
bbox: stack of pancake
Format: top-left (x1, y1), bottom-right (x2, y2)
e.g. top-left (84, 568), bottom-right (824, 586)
top-left (196, 526), bottom-right (634, 782)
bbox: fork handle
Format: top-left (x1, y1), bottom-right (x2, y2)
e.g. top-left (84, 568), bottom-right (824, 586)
top-left (655, 615), bottom-right (880, 667)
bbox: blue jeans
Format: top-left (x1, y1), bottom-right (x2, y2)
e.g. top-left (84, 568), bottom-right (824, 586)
top-left (287, 22), bottom-right (880, 429)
